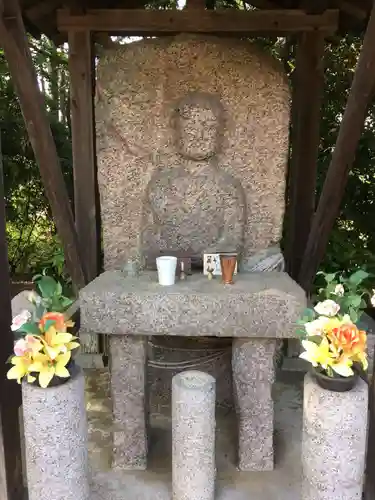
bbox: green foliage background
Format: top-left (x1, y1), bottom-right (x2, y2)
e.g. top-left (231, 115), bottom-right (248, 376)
top-left (1, 4), bottom-right (375, 282)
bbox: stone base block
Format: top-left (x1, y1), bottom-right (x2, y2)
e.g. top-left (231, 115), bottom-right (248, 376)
top-left (22, 367), bottom-right (89, 500)
top-left (113, 428), bottom-right (147, 470)
top-left (232, 339), bottom-right (276, 471)
top-left (302, 374), bottom-right (368, 500)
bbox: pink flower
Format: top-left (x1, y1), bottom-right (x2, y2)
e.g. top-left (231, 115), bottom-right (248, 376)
top-left (11, 310), bottom-right (31, 332)
top-left (14, 338), bottom-right (29, 356)
top-left (25, 335), bottom-right (43, 354)
top-left (13, 335), bottom-right (42, 357)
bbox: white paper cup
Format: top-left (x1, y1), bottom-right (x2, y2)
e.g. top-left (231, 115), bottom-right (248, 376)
top-left (156, 256), bottom-right (178, 286)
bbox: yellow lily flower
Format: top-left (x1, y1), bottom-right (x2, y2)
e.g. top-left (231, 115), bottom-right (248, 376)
top-left (42, 325), bottom-right (77, 360)
top-left (67, 341), bottom-right (80, 351)
top-left (299, 338), bottom-right (334, 369)
top-left (29, 351), bottom-right (72, 388)
top-left (352, 351), bottom-right (368, 371)
top-left (331, 356), bottom-right (354, 377)
top-left (7, 355), bottom-right (31, 384)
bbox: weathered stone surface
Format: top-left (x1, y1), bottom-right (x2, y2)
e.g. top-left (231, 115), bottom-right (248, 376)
top-left (302, 374), bottom-right (367, 500)
top-left (96, 35), bottom-right (290, 270)
top-left (110, 335), bottom-right (148, 470)
top-left (80, 271), bottom-right (306, 338)
top-left (232, 339), bottom-right (276, 471)
top-left (172, 371), bottom-right (216, 500)
top-left (22, 368), bottom-right (90, 500)
top-left (11, 290), bottom-right (34, 317)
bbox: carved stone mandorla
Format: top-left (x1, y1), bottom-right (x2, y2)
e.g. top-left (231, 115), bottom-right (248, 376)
top-left (96, 36), bottom-right (290, 271)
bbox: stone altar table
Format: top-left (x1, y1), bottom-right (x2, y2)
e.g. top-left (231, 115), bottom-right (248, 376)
top-left (80, 270), bottom-right (305, 471)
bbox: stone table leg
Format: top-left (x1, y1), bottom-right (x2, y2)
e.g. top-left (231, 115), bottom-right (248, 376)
top-left (109, 335), bottom-right (148, 470)
top-left (232, 338), bottom-right (276, 471)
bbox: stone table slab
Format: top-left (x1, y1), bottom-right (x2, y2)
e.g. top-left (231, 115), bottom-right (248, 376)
top-left (80, 271), bottom-right (305, 337)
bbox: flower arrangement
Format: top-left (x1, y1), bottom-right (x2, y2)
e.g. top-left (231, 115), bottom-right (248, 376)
top-left (6, 275), bottom-right (79, 389)
top-left (298, 270), bottom-right (373, 379)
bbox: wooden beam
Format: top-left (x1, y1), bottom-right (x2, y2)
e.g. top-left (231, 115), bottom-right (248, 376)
top-left (365, 355), bottom-right (375, 499)
top-left (298, 0), bottom-right (375, 291)
top-left (186, 0), bottom-right (206, 9)
top-left (286, 33), bottom-right (325, 279)
top-left (0, 0), bottom-right (86, 289)
top-left (25, 0), bottom-right (61, 22)
top-left (248, 0), bottom-right (278, 9)
top-left (335, 0), bottom-right (368, 20)
top-left (57, 8), bottom-right (339, 35)
top-left (69, 30), bottom-right (100, 283)
top-left (0, 133), bottom-right (24, 500)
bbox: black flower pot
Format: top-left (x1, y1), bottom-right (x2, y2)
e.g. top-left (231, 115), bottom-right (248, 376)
top-left (28, 359), bottom-right (77, 388)
top-left (312, 367), bottom-right (358, 392)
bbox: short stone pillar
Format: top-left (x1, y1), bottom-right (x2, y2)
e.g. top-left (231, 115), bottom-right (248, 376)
top-left (302, 373), bottom-right (368, 500)
top-left (172, 371), bottom-right (216, 500)
top-left (22, 367), bottom-right (90, 500)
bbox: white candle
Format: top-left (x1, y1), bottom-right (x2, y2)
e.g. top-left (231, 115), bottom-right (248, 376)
top-left (181, 261), bottom-right (184, 272)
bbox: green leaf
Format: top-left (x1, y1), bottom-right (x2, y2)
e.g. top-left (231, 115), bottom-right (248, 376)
top-left (296, 326), bottom-right (306, 337)
top-left (349, 270), bottom-right (370, 287)
top-left (16, 322), bottom-right (40, 335)
top-left (55, 281), bottom-right (63, 296)
top-left (13, 331), bottom-right (25, 340)
top-left (324, 273), bottom-right (337, 283)
top-left (301, 308), bottom-right (315, 321)
top-left (34, 303), bottom-right (46, 320)
top-left (349, 308), bottom-right (358, 323)
top-left (43, 319), bottom-right (56, 331)
top-left (60, 297), bottom-right (73, 309)
top-left (37, 276), bottom-right (57, 298)
top-left (326, 282), bottom-right (339, 295)
top-left (347, 294), bottom-right (362, 308)
top-left (306, 335), bottom-right (322, 345)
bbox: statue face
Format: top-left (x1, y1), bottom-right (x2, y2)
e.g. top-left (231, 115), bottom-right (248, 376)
top-left (175, 104), bottom-right (220, 160)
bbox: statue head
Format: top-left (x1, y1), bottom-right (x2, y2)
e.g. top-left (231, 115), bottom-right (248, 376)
top-left (173, 92), bottom-right (224, 160)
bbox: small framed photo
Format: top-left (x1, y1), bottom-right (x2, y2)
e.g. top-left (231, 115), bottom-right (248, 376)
top-left (203, 253), bottom-right (238, 276)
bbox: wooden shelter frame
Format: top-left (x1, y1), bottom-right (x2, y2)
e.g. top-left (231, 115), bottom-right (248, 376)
top-left (1, 0), bottom-right (375, 498)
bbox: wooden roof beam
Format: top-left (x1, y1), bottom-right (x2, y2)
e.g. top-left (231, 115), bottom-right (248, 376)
top-left (57, 8), bottom-right (339, 35)
top-left (25, 0), bottom-right (62, 22)
top-left (246, 0), bottom-right (279, 8)
top-left (335, 0), bottom-right (368, 20)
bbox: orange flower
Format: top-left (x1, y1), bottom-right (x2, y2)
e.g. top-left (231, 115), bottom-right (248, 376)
top-left (328, 324), bottom-right (367, 356)
top-left (39, 312), bottom-right (73, 333)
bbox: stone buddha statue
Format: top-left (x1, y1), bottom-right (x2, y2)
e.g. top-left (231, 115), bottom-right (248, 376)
top-left (140, 91), bottom-right (246, 266)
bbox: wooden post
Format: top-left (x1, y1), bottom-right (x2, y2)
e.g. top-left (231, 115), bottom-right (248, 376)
top-left (69, 30), bottom-right (100, 282)
top-left (298, 0), bottom-right (375, 291)
top-left (0, 0), bottom-right (86, 289)
top-left (69, 30), bottom-right (101, 354)
top-left (286, 32), bottom-right (325, 279)
top-left (0, 133), bottom-right (24, 500)
top-left (365, 348), bottom-right (375, 499)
